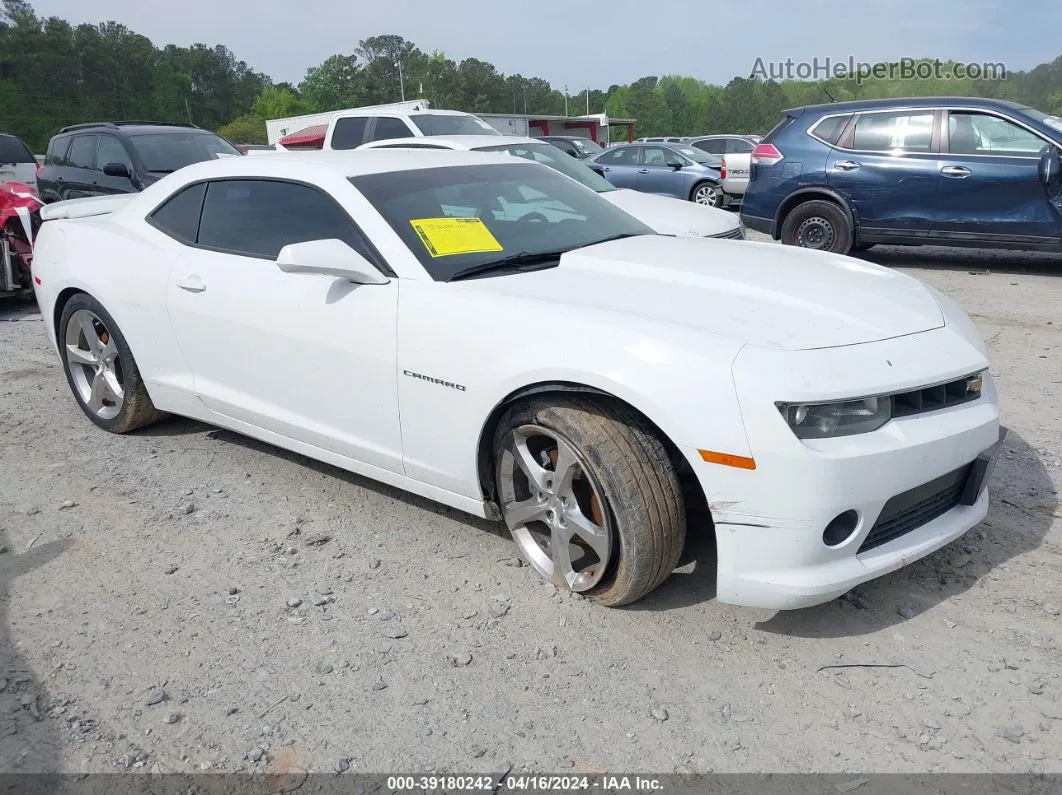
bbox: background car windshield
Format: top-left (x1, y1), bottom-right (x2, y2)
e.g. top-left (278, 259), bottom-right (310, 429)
top-left (410, 114), bottom-right (500, 136)
top-left (127, 132), bottom-right (242, 172)
top-left (0, 134), bottom-right (35, 163)
top-left (351, 162), bottom-right (653, 281)
top-left (477, 142), bottom-right (616, 193)
top-left (573, 138), bottom-right (605, 155)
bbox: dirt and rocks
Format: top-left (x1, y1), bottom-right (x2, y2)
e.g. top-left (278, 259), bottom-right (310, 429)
top-left (0, 240), bottom-right (1059, 776)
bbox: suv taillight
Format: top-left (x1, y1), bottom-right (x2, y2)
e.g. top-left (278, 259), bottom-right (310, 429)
top-left (720, 158), bottom-right (727, 180)
top-left (751, 143), bottom-right (783, 166)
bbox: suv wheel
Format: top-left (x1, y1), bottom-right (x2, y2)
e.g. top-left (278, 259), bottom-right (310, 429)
top-left (780, 200), bottom-right (852, 254)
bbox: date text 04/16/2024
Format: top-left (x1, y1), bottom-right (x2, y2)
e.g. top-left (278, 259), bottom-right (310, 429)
top-left (386, 775), bottom-right (665, 792)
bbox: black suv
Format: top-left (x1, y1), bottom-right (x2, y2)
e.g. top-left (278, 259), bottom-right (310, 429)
top-left (37, 121), bottom-right (242, 203)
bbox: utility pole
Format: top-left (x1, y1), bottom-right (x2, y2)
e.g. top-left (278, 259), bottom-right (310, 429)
top-left (586, 87), bottom-right (590, 115)
top-left (396, 61), bottom-right (405, 101)
top-left (563, 85), bottom-right (568, 116)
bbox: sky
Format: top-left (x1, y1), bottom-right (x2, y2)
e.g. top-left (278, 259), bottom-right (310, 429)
top-left (27, 0), bottom-right (1062, 92)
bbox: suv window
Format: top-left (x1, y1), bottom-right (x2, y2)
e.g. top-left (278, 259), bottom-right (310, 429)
top-left (725, 138), bottom-right (755, 154)
top-left (850, 111), bottom-right (934, 153)
top-left (68, 135), bottom-right (100, 169)
top-left (331, 117), bottom-right (368, 149)
top-left (370, 117), bottom-right (414, 142)
top-left (197, 179), bottom-right (370, 260)
top-left (692, 139), bottom-right (724, 154)
top-left (147, 182), bottom-right (207, 244)
top-left (45, 136), bottom-right (71, 166)
top-left (96, 136), bottom-right (134, 171)
top-left (0, 134), bottom-right (34, 164)
top-left (810, 114), bottom-right (853, 145)
top-left (597, 147), bottom-right (637, 165)
top-left (948, 112), bottom-right (1047, 157)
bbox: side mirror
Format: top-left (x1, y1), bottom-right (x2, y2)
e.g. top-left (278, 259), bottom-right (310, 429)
top-left (1039, 145), bottom-right (1061, 190)
top-left (276, 239), bottom-right (390, 284)
top-left (103, 162), bottom-right (131, 178)
top-left (666, 159), bottom-right (683, 169)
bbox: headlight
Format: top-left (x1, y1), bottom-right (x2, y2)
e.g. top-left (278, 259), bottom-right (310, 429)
top-left (776, 396), bottom-right (893, 439)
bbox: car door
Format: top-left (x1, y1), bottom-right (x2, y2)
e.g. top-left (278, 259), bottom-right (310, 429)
top-left (163, 177), bottom-right (403, 474)
top-left (594, 146), bottom-right (640, 188)
top-left (62, 135), bottom-right (102, 199)
top-left (92, 135), bottom-right (138, 195)
top-left (637, 146), bottom-right (686, 198)
top-left (930, 109), bottom-right (1061, 244)
top-left (826, 108), bottom-right (940, 238)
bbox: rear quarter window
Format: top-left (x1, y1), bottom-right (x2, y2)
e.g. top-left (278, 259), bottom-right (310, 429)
top-left (45, 136), bottom-right (71, 165)
top-left (809, 114), bottom-right (854, 145)
top-left (147, 183), bottom-right (207, 245)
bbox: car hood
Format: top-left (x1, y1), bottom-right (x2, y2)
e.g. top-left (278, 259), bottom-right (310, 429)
top-left (601, 189), bottom-right (737, 237)
top-left (455, 235), bottom-right (944, 351)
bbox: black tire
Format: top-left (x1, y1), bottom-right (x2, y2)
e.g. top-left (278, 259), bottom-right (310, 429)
top-left (690, 181), bottom-right (723, 208)
top-left (493, 395), bottom-right (685, 607)
top-left (58, 293), bottom-right (166, 433)
top-left (780, 199), bottom-right (853, 254)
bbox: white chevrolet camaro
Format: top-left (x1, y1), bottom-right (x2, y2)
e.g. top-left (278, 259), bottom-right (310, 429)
top-left (32, 150), bottom-right (1004, 609)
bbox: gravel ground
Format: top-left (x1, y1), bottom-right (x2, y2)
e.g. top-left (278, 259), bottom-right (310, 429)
top-left (0, 238), bottom-right (1059, 777)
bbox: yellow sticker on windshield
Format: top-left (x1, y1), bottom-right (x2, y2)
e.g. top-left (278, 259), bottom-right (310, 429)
top-left (410, 217), bottom-right (503, 258)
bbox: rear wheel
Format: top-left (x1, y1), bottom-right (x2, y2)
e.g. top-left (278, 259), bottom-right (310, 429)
top-left (59, 293), bottom-right (166, 433)
top-left (493, 396), bottom-right (685, 607)
top-left (691, 182), bottom-right (724, 208)
top-left (780, 200), bottom-right (852, 254)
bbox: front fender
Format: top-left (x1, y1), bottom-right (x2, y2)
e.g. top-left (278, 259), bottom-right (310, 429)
top-left (395, 280), bottom-right (752, 500)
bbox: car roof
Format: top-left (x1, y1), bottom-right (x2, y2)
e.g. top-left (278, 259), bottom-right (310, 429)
top-left (334, 108), bottom-right (474, 118)
top-left (168, 148), bottom-right (527, 182)
top-left (361, 134), bottom-right (539, 150)
top-left (785, 95), bottom-right (1031, 116)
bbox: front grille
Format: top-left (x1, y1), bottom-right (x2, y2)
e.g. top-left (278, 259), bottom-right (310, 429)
top-left (710, 226), bottom-right (744, 240)
top-left (891, 374), bottom-right (982, 418)
top-left (858, 463), bottom-right (972, 553)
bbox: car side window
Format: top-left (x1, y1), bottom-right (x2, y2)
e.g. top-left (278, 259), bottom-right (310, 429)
top-left (948, 112), bottom-right (1047, 157)
top-left (693, 139), bottom-right (724, 154)
top-left (370, 117), bottom-right (414, 142)
top-left (96, 136), bottom-right (134, 171)
top-left (726, 138), bottom-right (755, 154)
top-left (850, 111), bottom-right (934, 153)
top-left (810, 114), bottom-right (853, 145)
top-left (196, 179), bottom-right (373, 260)
top-left (331, 117), bottom-right (368, 150)
top-left (45, 136), bottom-right (72, 166)
top-left (67, 135), bottom-right (100, 169)
top-left (147, 183), bottom-right (207, 245)
top-left (597, 147), bottom-right (636, 165)
top-left (642, 146), bottom-right (672, 166)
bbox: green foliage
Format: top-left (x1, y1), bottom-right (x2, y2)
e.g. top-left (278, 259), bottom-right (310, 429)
top-left (3, 1), bottom-right (1062, 150)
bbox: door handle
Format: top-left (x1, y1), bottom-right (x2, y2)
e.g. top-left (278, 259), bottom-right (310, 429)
top-left (941, 166), bottom-right (972, 178)
top-left (834, 160), bottom-right (861, 171)
top-left (175, 275), bottom-right (206, 293)
top-left (637, 168), bottom-right (649, 174)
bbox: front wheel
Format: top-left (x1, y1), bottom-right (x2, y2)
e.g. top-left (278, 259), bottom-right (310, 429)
top-left (691, 182), bottom-right (724, 208)
top-left (779, 200), bottom-right (853, 254)
top-left (493, 396), bottom-right (686, 607)
top-left (59, 293), bottom-right (166, 433)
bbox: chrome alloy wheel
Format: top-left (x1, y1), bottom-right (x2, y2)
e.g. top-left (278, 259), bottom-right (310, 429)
top-left (694, 184), bottom-right (723, 207)
top-left (496, 425), bottom-right (612, 592)
top-left (65, 308), bottom-right (124, 420)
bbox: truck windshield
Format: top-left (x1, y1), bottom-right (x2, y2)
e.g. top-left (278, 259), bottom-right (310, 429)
top-left (410, 114), bottom-right (501, 136)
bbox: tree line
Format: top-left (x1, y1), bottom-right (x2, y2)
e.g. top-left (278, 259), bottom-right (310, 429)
top-left (2, 0), bottom-right (1062, 152)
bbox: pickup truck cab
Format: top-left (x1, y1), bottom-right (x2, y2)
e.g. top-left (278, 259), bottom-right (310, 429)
top-left (284, 109), bottom-right (502, 151)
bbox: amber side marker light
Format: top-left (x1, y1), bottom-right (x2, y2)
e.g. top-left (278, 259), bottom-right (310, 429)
top-left (698, 449), bottom-right (757, 470)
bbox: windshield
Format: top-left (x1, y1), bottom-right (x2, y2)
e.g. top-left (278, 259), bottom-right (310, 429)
top-left (476, 142), bottom-right (616, 193)
top-left (0, 134), bottom-right (35, 164)
top-left (572, 138), bottom-right (605, 155)
top-left (350, 162), bottom-right (653, 281)
top-left (127, 132), bottom-right (242, 172)
top-left (410, 113), bottom-right (500, 136)
top-left (672, 145), bottom-right (717, 164)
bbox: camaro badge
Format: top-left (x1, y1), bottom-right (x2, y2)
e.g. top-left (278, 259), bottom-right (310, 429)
top-left (403, 370), bottom-right (466, 391)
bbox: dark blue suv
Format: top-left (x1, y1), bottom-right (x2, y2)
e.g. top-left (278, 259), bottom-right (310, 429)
top-left (741, 97), bottom-right (1062, 254)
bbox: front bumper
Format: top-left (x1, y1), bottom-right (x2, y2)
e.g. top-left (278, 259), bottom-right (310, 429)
top-left (685, 327), bottom-right (1001, 610)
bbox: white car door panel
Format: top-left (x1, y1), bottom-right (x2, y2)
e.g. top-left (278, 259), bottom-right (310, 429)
top-left (166, 248), bottom-right (403, 473)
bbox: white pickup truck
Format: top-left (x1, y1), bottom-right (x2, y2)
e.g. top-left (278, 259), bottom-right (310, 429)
top-left (275, 108), bottom-right (501, 151)
top-left (685, 135), bottom-right (759, 203)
